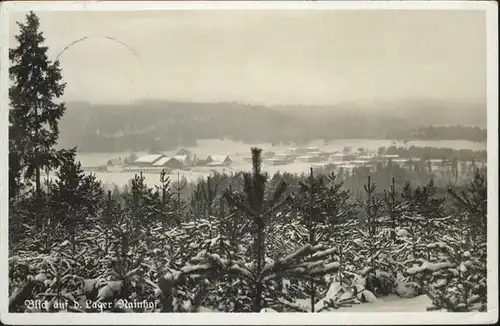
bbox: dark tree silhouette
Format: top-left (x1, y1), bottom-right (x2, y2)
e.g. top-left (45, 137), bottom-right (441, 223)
top-left (9, 12), bottom-right (67, 200)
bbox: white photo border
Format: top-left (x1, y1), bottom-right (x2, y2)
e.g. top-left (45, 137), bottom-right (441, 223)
top-left (0, 1), bottom-right (498, 325)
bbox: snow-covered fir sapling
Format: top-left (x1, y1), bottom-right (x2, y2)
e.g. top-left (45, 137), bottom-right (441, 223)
top-left (179, 149), bottom-right (341, 312)
top-left (100, 191), bottom-right (115, 257)
top-left (223, 147), bottom-right (289, 312)
top-left (294, 168), bottom-right (324, 312)
top-left (155, 169), bottom-right (178, 227)
top-left (200, 176), bottom-right (219, 242)
top-left (363, 176), bottom-right (382, 237)
top-left (190, 183), bottom-right (205, 219)
top-left (172, 172), bottom-right (189, 222)
top-left (352, 176), bottom-right (398, 298)
top-left (447, 169), bottom-right (487, 248)
top-left (300, 170), bottom-right (358, 312)
top-left (322, 171), bottom-right (353, 283)
top-left (407, 212), bottom-right (480, 311)
top-left (202, 175), bottom-right (219, 219)
top-left (383, 177), bottom-right (399, 240)
top-left (405, 170), bottom-right (487, 312)
top-left (52, 149), bottom-right (104, 257)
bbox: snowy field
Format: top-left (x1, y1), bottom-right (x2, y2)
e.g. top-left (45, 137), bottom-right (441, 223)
top-left (76, 138), bottom-right (486, 187)
top-left (199, 295), bottom-right (433, 313)
top-left (80, 162), bottom-right (325, 187)
top-left (294, 295), bottom-right (433, 313)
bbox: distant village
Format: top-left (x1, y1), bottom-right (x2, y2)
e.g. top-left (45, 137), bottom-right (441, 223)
top-left (83, 146), bottom-right (465, 175)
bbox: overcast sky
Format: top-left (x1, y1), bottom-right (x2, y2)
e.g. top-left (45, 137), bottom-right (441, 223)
top-left (9, 10), bottom-right (486, 105)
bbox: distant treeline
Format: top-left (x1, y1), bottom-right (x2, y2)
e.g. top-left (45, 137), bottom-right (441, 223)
top-left (58, 101), bottom-right (487, 153)
top-left (378, 146), bottom-right (487, 162)
top-left (386, 126), bottom-right (486, 142)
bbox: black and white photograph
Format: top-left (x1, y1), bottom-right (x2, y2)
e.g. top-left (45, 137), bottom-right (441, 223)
top-left (0, 1), bottom-right (498, 324)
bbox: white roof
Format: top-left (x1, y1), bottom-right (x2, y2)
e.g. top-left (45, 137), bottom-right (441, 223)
top-left (152, 156), bottom-right (172, 166)
top-left (173, 155), bottom-right (190, 162)
top-left (134, 154), bottom-right (164, 163)
top-left (337, 163), bottom-right (355, 168)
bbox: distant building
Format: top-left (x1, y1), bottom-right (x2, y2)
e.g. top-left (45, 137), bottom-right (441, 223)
top-left (335, 163), bottom-right (356, 173)
top-left (356, 155), bottom-right (376, 161)
top-left (288, 147), bottom-right (319, 155)
top-left (176, 148), bottom-right (192, 156)
top-left (297, 155), bottom-right (321, 163)
top-left (152, 156), bottom-right (172, 167)
top-left (176, 149), bottom-right (195, 161)
top-left (391, 158), bottom-right (407, 166)
top-left (165, 158), bottom-right (185, 170)
top-left (350, 160), bottom-right (370, 166)
top-left (429, 159), bottom-right (452, 168)
top-left (107, 157), bottom-right (124, 166)
top-left (379, 154), bottom-right (400, 160)
top-left (305, 147), bottom-right (320, 153)
top-left (329, 153), bottom-right (356, 162)
top-left (205, 155), bottom-right (232, 166)
top-left (153, 155), bottom-right (193, 170)
top-left (173, 155), bottom-right (193, 166)
top-left (132, 154), bottom-right (165, 167)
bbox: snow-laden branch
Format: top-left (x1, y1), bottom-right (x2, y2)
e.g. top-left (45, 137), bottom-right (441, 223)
top-left (406, 261), bottom-right (455, 275)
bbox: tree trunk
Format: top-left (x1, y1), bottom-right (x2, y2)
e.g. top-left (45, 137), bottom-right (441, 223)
top-left (310, 280), bottom-right (316, 312)
top-left (252, 209), bottom-right (267, 312)
top-left (254, 215), bottom-right (264, 312)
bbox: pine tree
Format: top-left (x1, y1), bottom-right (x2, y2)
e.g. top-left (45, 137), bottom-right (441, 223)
top-left (363, 176), bottom-right (382, 236)
top-left (9, 12), bottom-right (67, 200)
top-left (451, 157), bottom-right (459, 182)
top-left (448, 169), bottom-right (487, 241)
top-left (292, 169), bottom-right (353, 311)
top-left (296, 168), bottom-right (323, 311)
top-left (51, 148), bottom-right (103, 256)
top-left (383, 177), bottom-right (399, 239)
top-left (223, 147), bottom-right (288, 311)
top-left (154, 170), bottom-right (177, 227)
top-left (179, 149), bottom-right (340, 312)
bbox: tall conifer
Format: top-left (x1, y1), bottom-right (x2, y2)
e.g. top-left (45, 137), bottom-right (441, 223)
top-left (9, 12), bottom-right (67, 199)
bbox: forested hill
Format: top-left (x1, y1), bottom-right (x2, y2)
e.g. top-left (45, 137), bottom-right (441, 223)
top-left (273, 99), bottom-right (487, 128)
top-left (58, 101), bottom-right (300, 152)
top-left (58, 99), bottom-right (487, 153)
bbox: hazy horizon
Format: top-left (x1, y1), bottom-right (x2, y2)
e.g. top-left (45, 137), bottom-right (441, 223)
top-left (9, 10), bottom-right (487, 107)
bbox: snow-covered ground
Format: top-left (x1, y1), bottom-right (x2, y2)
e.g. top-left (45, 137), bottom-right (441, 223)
top-left (333, 295), bottom-right (432, 312)
top-left (293, 295), bottom-right (432, 313)
top-left (197, 295), bottom-right (432, 313)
